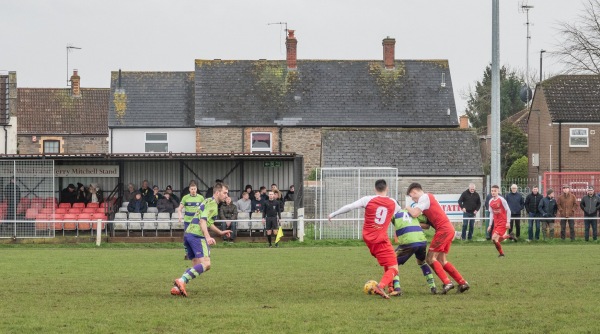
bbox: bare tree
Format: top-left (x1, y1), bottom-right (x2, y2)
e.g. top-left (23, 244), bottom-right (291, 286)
top-left (555, 0), bottom-right (600, 74)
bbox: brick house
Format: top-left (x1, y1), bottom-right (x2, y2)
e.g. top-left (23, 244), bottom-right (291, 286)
top-left (528, 75), bottom-right (600, 179)
top-left (17, 71), bottom-right (109, 154)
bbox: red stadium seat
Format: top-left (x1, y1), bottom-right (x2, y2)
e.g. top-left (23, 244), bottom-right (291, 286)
top-left (25, 208), bottom-right (39, 220)
top-left (82, 207), bottom-right (96, 214)
top-left (68, 208), bottom-right (83, 215)
top-left (17, 197), bottom-right (31, 215)
top-left (35, 214), bottom-right (50, 231)
top-left (96, 208), bottom-right (106, 214)
top-left (72, 202), bottom-right (85, 209)
top-left (45, 197), bottom-right (57, 208)
top-left (62, 214), bottom-right (78, 231)
top-left (30, 202), bottom-right (44, 210)
top-left (86, 202), bottom-right (100, 208)
top-left (55, 208), bottom-right (67, 214)
top-left (53, 214), bottom-right (65, 230)
top-left (77, 214), bottom-right (92, 231)
top-left (39, 208), bottom-right (54, 215)
top-left (91, 213), bottom-right (107, 230)
top-left (58, 202), bottom-right (72, 209)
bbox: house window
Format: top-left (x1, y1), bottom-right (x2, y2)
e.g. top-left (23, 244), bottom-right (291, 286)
top-left (251, 132), bottom-right (272, 152)
top-left (145, 132), bottom-right (168, 152)
top-left (43, 140), bottom-right (60, 154)
top-left (569, 128), bottom-right (588, 147)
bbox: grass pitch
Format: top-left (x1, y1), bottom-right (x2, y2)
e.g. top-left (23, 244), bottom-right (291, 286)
top-left (0, 241), bottom-right (599, 333)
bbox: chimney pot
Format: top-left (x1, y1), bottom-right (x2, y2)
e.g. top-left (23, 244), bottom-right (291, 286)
top-left (382, 37), bottom-right (396, 69)
top-left (71, 69), bottom-right (81, 97)
top-left (286, 29), bottom-right (298, 70)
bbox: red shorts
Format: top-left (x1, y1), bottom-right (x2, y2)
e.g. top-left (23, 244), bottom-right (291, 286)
top-left (493, 226), bottom-right (507, 237)
top-left (365, 239), bottom-right (397, 268)
top-left (429, 230), bottom-right (454, 254)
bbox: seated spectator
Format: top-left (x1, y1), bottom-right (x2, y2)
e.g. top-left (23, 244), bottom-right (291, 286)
top-left (127, 192), bottom-right (148, 213)
top-left (75, 182), bottom-right (88, 204)
top-left (123, 183), bottom-right (136, 202)
top-left (236, 191), bottom-right (252, 213)
top-left (60, 184), bottom-right (77, 204)
top-left (219, 196), bottom-right (238, 242)
top-left (273, 189), bottom-right (282, 201)
top-left (251, 190), bottom-right (264, 219)
top-left (241, 184), bottom-right (253, 199)
top-left (139, 180), bottom-right (153, 204)
top-left (147, 185), bottom-right (163, 207)
top-left (165, 185), bottom-right (180, 204)
top-left (271, 183), bottom-right (278, 192)
top-left (157, 192), bottom-right (178, 214)
top-left (86, 183), bottom-right (104, 204)
top-left (259, 186), bottom-right (268, 202)
top-left (284, 185), bottom-right (295, 202)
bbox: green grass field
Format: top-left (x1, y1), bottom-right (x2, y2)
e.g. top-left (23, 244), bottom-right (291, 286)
top-left (1, 241), bottom-right (599, 333)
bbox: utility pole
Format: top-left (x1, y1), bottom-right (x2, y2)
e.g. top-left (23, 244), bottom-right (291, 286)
top-left (521, 3), bottom-right (534, 108)
top-left (540, 49), bottom-right (546, 82)
top-left (491, 0), bottom-right (501, 187)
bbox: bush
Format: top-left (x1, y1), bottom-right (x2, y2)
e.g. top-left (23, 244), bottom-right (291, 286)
top-left (506, 156), bottom-right (528, 179)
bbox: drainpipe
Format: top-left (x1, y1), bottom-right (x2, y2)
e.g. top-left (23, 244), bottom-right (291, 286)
top-left (3, 125), bottom-right (7, 153)
top-left (558, 122), bottom-right (562, 172)
top-left (278, 127), bottom-right (283, 153)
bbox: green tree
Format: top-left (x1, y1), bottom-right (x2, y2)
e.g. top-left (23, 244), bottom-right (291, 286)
top-left (501, 123), bottom-right (528, 177)
top-left (506, 156), bottom-right (529, 180)
top-left (464, 65), bottom-right (526, 129)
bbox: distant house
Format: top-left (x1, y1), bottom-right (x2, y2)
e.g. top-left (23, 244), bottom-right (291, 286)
top-left (108, 71), bottom-right (196, 153)
top-left (17, 71), bottom-right (109, 154)
top-left (528, 75), bottom-right (600, 179)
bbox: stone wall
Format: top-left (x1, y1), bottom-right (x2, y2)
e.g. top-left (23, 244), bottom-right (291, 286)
top-left (17, 135), bottom-right (107, 154)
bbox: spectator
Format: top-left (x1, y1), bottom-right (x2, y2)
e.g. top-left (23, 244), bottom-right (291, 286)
top-left (139, 180), bottom-right (153, 203)
top-left (4, 178), bottom-right (21, 220)
top-left (123, 183), bottom-right (136, 202)
top-left (219, 196), bottom-right (238, 242)
top-left (85, 183), bottom-right (104, 204)
top-left (524, 186), bottom-right (543, 241)
top-left (284, 185), bottom-right (295, 202)
top-left (457, 183), bottom-right (481, 241)
top-left (241, 184), bottom-right (253, 199)
top-left (147, 185), bottom-right (163, 207)
top-left (273, 189), bottom-right (282, 201)
top-left (157, 192), bottom-right (178, 214)
top-left (505, 184), bottom-right (525, 240)
top-left (127, 192), bottom-right (148, 214)
top-left (557, 184), bottom-right (577, 241)
top-left (538, 189), bottom-right (557, 240)
top-left (165, 185), bottom-right (180, 205)
top-left (180, 179), bottom-right (196, 198)
top-left (259, 186), bottom-right (268, 201)
top-left (580, 186), bottom-right (599, 242)
top-left (60, 184), bottom-right (77, 204)
top-left (75, 182), bottom-right (88, 204)
top-left (205, 179), bottom-right (222, 198)
top-left (271, 183), bottom-right (278, 192)
top-left (251, 190), bottom-right (264, 219)
top-left (236, 191), bottom-right (252, 213)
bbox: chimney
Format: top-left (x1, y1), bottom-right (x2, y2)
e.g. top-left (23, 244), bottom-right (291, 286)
top-left (382, 37), bottom-right (396, 69)
top-left (71, 70), bottom-right (81, 97)
top-left (286, 30), bottom-right (297, 70)
top-left (459, 115), bottom-right (469, 129)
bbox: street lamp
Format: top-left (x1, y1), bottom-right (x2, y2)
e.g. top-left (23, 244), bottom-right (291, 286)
top-left (539, 49), bottom-right (546, 82)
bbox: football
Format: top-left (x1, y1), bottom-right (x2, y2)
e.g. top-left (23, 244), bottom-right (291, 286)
top-left (363, 280), bottom-right (378, 295)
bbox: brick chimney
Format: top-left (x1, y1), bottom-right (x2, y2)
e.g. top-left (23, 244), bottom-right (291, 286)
top-left (382, 37), bottom-right (396, 69)
top-left (286, 30), bottom-right (297, 70)
top-left (459, 115), bottom-right (469, 129)
top-left (71, 70), bottom-right (81, 97)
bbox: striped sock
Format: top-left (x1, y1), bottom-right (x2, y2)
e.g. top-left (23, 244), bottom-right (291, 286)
top-left (181, 263), bottom-right (205, 283)
top-left (420, 263), bottom-right (436, 289)
top-left (393, 275), bottom-right (401, 290)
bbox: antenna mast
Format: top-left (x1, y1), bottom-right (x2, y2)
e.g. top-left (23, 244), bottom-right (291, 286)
top-left (520, 2), bottom-right (534, 107)
top-left (267, 22), bottom-right (288, 54)
top-left (66, 44), bottom-right (82, 86)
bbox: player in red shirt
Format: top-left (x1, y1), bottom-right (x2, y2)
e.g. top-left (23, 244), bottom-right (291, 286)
top-left (329, 179), bottom-right (401, 299)
top-left (406, 182), bottom-right (469, 294)
top-left (487, 185), bottom-right (517, 257)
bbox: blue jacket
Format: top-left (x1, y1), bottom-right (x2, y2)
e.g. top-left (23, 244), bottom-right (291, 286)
top-left (538, 196), bottom-right (557, 218)
top-left (505, 191), bottom-right (525, 214)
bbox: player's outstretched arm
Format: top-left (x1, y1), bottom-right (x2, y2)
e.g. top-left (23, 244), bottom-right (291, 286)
top-left (200, 219), bottom-right (216, 245)
top-left (329, 197), bottom-right (369, 220)
top-left (210, 224), bottom-right (231, 238)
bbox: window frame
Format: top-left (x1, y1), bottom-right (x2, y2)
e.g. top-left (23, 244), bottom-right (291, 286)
top-left (144, 132), bottom-right (169, 153)
top-left (43, 140), bottom-right (60, 154)
top-left (569, 128), bottom-right (589, 148)
top-left (250, 132), bottom-right (272, 152)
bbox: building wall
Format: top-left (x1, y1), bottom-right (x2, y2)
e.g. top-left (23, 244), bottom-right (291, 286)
top-left (196, 127), bottom-right (242, 152)
top-left (555, 123), bottom-right (600, 172)
top-left (17, 135), bottom-right (108, 154)
top-left (282, 128), bottom-right (321, 177)
top-left (528, 88), bottom-right (553, 179)
top-left (111, 128), bottom-right (195, 153)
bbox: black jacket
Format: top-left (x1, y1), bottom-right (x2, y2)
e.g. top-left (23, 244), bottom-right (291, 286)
top-left (524, 192), bottom-right (543, 214)
top-left (263, 199), bottom-right (282, 219)
top-left (580, 195), bottom-right (600, 216)
top-left (457, 190), bottom-right (481, 213)
top-left (538, 196), bottom-right (557, 218)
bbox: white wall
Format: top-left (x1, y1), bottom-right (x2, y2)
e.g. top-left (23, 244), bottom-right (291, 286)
top-left (0, 116), bottom-right (18, 154)
top-left (110, 128), bottom-right (196, 153)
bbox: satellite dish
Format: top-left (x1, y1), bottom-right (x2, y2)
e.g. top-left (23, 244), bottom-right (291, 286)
top-left (520, 85), bottom-right (532, 103)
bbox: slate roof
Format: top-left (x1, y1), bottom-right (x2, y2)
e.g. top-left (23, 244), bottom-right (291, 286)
top-left (502, 108), bottom-right (528, 133)
top-left (108, 71), bottom-right (195, 127)
top-left (322, 128), bottom-right (483, 176)
top-left (17, 88), bottom-right (109, 135)
top-left (540, 75), bottom-right (600, 122)
top-left (194, 60), bottom-right (457, 127)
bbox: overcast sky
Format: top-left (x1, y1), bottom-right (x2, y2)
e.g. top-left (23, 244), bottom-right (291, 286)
top-left (1, 0), bottom-right (585, 113)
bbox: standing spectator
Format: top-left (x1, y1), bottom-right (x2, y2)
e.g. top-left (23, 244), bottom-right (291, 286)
top-left (580, 186), bottom-right (599, 242)
top-left (127, 192), bottom-right (148, 214)
top-left (241, 184), bottom-right (253, 199)
top-left (284, 185), bottom-right (295, 203)
top-left (60, 184), bottom-right (77, 204)
top-left (505, 184), bottom-right (525, 239)
top-left (236, 191), bottom-right (252, 213)
top-left (262, 190), bottom-right (282, 248)
top-left (180, 180), bottom-right (196, 198)
top-left (205, 179), bottom-right (222, 199)
top-left (250, 190), bottom-right (264, 219)
top-left (557, 184), bottom-right (577, 241)
top-left (165, 185), bottom-right (180, 205)
top-left (271, 183), bottom-right (278, 192)
top-left (85, 183), bottom-right (104, 204)
top-left (457, 183), bottom-right (481, 241)
top-left (219, 196), bottom-right (238, 242)
top-left (157, 192), bottom-right (178, 214)
top-left (538, 189), bottom-right (557, 240)
top-left (259, 186), bottom-right (268, 201)
top-left (524, 186), bottom-right (543, 241)
top-left (147, 185), bottom-right (163, 207)
top-left (123, 183), bottom-right (136, 202)
top-left (139, 180), bottom-right (152, 204)
top-left (4, 178), bottom-right (21, 221)
top-left (75, 182), bottom-right (88, 204)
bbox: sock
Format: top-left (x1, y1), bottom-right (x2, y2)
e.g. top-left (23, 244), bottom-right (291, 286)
top-left (494, 240), bottom-right (504, 255)
top-left (378, 267), bottom-right (398, 289)
top-left (420, 263), bottom-right (436, 289)
top-left (431, 261), bottom-right (451, 285)
top-left (443, 262), bottom-right (466, 285)
top-left (267, 234), bottom-right (272, 245)
top-left (181, 263), bottom-right (205, 283)
top-left (393, 275), bottom-right (401, 290)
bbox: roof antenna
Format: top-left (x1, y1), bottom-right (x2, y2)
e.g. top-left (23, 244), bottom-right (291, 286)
top-left (268, 22), bottom-right (288, 55)
top-left (66, 44), bottom-right (82, 86)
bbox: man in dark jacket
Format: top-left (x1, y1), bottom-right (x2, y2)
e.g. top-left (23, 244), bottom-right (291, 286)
top-left (457, 183), bottom-right (482, 241)
top-left (505, 184), bottom-right (525, 239)
top-left (157, 192), bottom-right (178, 214)
top-left (524, 186), bottom-right (544, 241)
top-left (580, 186), bottom-right (600, 241)
top-left (538, 189), bottom-right (557, 240)
top-left (262, 190), bottom-right (282, 248)
top-left (127, 192), bottom-right (148, 214)
top-left (60, 184), bottom-right (77, 204)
